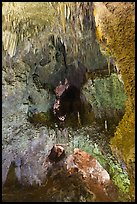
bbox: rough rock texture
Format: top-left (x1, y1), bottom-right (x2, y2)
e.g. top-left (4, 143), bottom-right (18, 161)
top-left (93, 2), bottom-right (135, 199)
top-left (2, 2), bottom-right (132, 202)
top-left (2, 2), bottom-right (108, 69)
top-left (3, 147), bottom-right (119, 202)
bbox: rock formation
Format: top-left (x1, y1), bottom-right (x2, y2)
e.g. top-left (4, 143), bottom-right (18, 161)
top-left (2, 2), bottom-right (134, 202)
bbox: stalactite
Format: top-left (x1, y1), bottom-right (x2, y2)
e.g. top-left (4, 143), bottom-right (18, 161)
top-left (59, 3), bottom-right (66, 33)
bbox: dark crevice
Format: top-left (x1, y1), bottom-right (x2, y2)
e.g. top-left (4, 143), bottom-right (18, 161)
top-left (53, 84), bottom-right (83, 121)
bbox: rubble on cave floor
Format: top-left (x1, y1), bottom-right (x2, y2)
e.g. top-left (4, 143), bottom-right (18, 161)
top-left (3, 145), bottom-right (119, 202)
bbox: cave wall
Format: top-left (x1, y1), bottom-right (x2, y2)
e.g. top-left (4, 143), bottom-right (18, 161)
top-left (93, 2), bottom-right (135, 198)
top-left (2, 2), bottom-right (110, 186)
top-left (2, 2), bottom-right (134, 200)
top-left (2, 2), bottom-right (108, 70)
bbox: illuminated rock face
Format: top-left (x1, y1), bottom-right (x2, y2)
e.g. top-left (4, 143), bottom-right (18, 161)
top-left (2, 2), bottom-right (109, 166)
top-left (2, 2), bottom-right (134, 202)
top-left (4, 146), bottom-right (118, 202)
top-left (93, 2), bottom-right (135, 199)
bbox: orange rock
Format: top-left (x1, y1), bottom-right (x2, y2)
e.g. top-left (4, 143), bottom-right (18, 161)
top-left (65, 148), bottom-right (113, 202)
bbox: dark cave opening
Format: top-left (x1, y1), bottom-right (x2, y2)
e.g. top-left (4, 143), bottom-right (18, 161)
top-left (51, 75), bottom-right (97, 129)
top-left (57, 86), bottom-right (81, 115)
